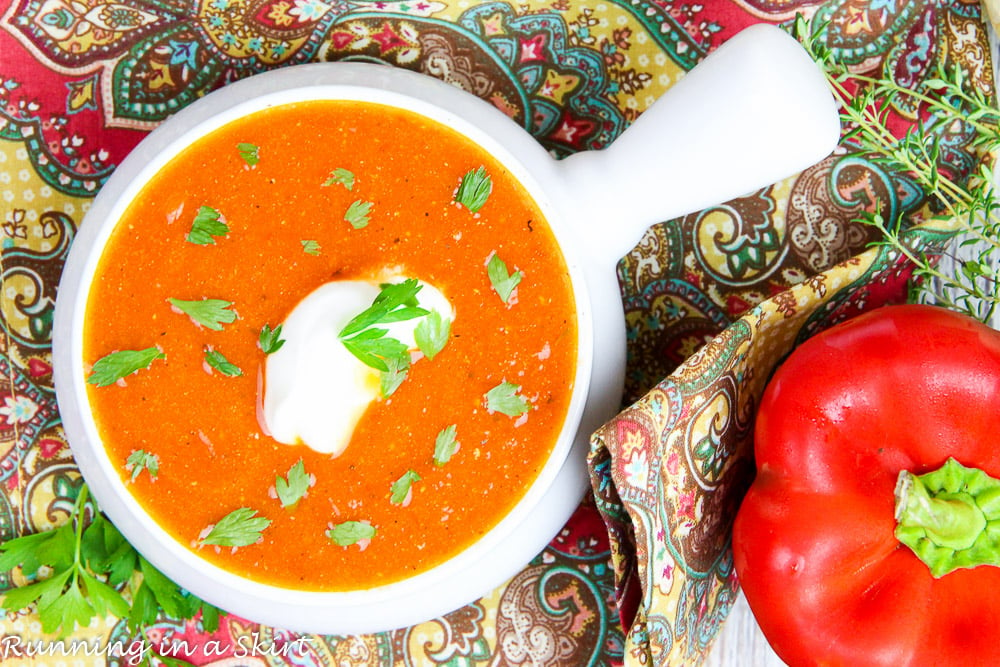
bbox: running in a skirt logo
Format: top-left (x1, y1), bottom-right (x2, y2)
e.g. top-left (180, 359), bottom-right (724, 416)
top-left (0, 632), bottom-right (314, 663)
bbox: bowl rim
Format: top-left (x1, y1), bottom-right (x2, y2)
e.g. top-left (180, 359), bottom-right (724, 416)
top-left (52, 62), bottom-right (599, 634)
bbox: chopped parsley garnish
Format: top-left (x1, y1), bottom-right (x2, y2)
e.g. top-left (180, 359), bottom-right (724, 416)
top-left (327, 521), bottom-right (376, 547)
top-left (340, 329), bottom-right (410, 374)
top-left (433, 424), bottom-right (459, 466)
top-left (390, 470), bottom-right (421, 505)
top-left (87, 347), bottom-right (165, 387)
top-left (340, 280), bottom-right (427, 337)
top-left (339, 280), bottom-right (454, 395)
top-left (380, 354), bottom-right (410, 398)
top-left (345, 200), bottom-right (373, 229)
top-left (415, 310), bottom-right (451, 360)
top-left (301, 239), bottom-right (321, 255)
top-left (186, 206), bottom-right (229, 245)
top-left (275, 459), bottom-right (310, 508)
top-left (259, 323), bottom-right (285, 354)
top-left (204, 347), bottom-right (242, 377)
top-left (487, 253), bottom-right (523, 304)
top-left (169, 298), bottom-right (237, 331)
top-left (485, 381), bottom-right (531, 417)
top-left (237, 142), bottom-right (259, 167)
top-left (126, 450), bottom-right (159, 481)
top-left (339, 280), bottom-right (427, 377)
top-left (455, 166), bottom-right (492, 213)
top-left (199, 508), bottom-right (271, 548)
top-left (323, 167), bottom-right (355, 190)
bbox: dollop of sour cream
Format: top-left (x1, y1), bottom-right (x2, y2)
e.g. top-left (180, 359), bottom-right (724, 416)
top-left (262, 275), bottom-right (453, 457)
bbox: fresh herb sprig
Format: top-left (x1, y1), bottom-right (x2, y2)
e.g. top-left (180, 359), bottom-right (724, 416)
top-left (339, 280), bottom-right (427, 387)
top-left (0, 484), bottom-right (219, 638)
top-left (793, 15), bottom-right (1000, 323)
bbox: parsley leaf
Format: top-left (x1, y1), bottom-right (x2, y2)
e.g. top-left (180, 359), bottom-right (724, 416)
top-left (487, 253), bottom-right (523, 304)
top-left (326, 521), bottom-right (376, 547)
top-left (301, 239), bottom-right (321, 255)
top-left (204, 347), bottom-right (242, 377)
top-left (169, 298), bottom-right (237, 331)
top-left (340, 329), bottom-right (409, 373)
top-left (323, 167), bottom-right (355, 190)
top-left (186, 206), bottom-right (229, 245)
top-left (275, 459), bottom-right (311, 508)
top-left (259, 323), bottom-right (285, 354)
top-left (390, 469), bottom-right (421, 505)
top-left (455, 166), bottom-right (492, 213)
top-left (87, 347), bottom-right (165, 387)
top-left (345, 200), bottom-right (373, 229)
top-left (339, 280), bottom-right (426, 338)
top-left (380, 354), bottom-right (409, 398)
top-left (199, 508), bottom-right (271, 547)
top-left (485, 381), bottom-right (531, 417)
top-left (126, 450), bottom-right (159, 482)
top-left (415, 310), bottom-right (451, 359)
top-left (237, 142), bottom-right (259, 167)
top-left (433, 424), bottom-right (459, 466)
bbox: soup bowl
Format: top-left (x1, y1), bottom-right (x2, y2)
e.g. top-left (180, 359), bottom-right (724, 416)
top-left (52, 24), bottom-right (839, 634)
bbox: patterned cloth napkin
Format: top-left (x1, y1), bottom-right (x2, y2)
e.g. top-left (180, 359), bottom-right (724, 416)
top-left (0, 0), bottom-right (993, 665)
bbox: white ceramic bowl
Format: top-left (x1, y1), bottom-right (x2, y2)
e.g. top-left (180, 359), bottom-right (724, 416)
top-left (52, 24), bottom-right (838, 634)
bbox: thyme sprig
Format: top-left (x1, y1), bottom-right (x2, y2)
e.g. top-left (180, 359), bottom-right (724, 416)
top-left (793, 14), bottom-right (1000, 323)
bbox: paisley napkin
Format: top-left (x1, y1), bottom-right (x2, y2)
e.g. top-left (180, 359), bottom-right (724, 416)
top-left (0, 0), bottom-right (993, 665)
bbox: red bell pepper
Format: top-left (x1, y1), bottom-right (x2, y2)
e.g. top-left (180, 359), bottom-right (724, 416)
top-left (733, 304), bottom-right (1000, 666)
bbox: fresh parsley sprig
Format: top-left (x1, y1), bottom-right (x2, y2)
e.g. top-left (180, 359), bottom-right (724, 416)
top-left (340, 280), bottom-right (427, 337)
top-left (339, 280), bottom-right (428, 380)
top-left (0, 484), bottom-right (219, 638)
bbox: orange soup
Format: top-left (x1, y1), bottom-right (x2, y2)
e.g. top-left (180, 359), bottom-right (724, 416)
top-left (83, 100), bottom-right (578, 591)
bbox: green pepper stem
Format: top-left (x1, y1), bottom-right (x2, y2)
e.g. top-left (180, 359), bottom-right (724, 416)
top-left (894, 458), bottom-right (1000, 578)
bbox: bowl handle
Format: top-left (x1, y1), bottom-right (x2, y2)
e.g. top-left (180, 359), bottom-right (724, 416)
top-left (558, 23), bottom-right (841, 265)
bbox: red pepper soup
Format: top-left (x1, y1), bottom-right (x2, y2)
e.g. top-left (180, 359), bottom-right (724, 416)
top-left (83, 100), bottom-right (578, 591)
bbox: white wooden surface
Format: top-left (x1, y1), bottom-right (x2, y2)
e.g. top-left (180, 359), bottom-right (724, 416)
top-left (706, 594), bottom-right (784, 666)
